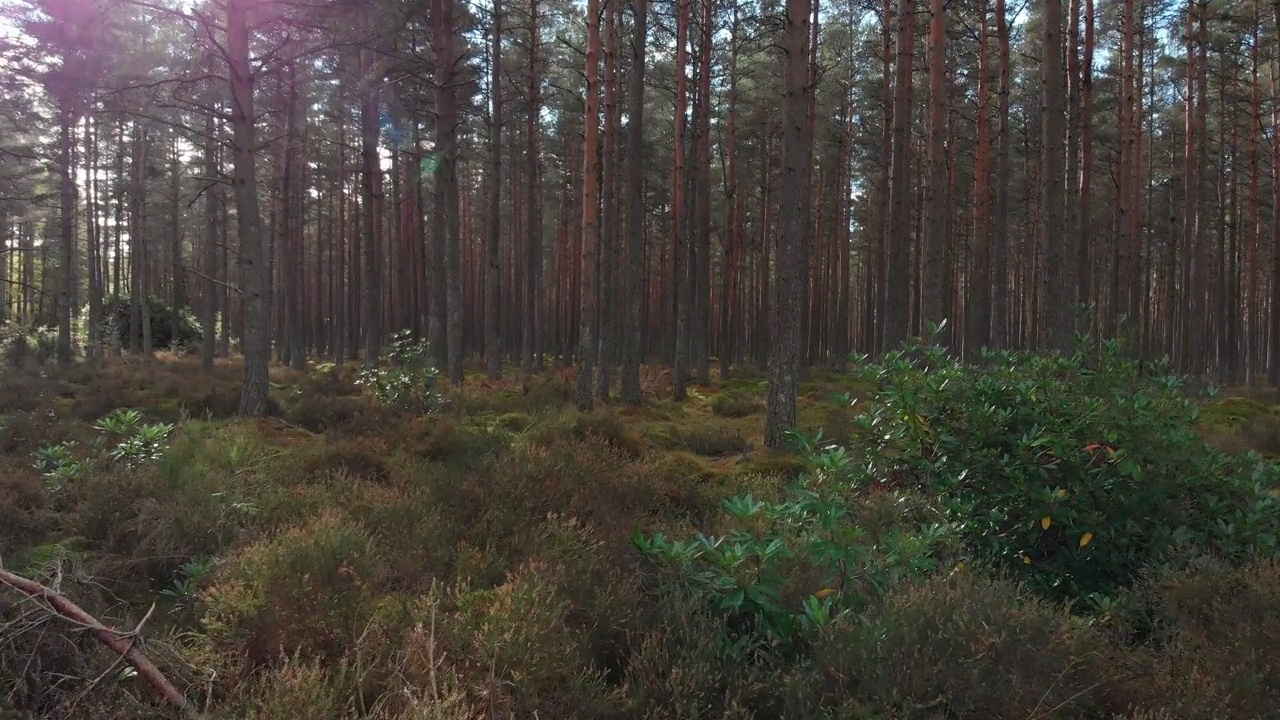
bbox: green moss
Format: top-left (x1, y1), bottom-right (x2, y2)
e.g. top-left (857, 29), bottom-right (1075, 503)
top-left (727, 451), bottom-right (807, 482)
top-left (709, 391), bottom-right (764, 418)
top-left (653, 451), bottom-right (718, 483)
top-left (1199, 397), bottom-right (1276, 427)
top-left (494, 412), bottom-right (531, 432)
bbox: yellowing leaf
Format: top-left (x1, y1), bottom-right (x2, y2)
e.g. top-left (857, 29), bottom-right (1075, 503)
top-left (815, 588), bottom-right (837, 599)
top-left (1080, 532), bottom-right (1094, 548)
top-left (1021, 553), bottom-right (1032, 565)
top-left (1041, 516), bottom-right (1052, 530)
top-left (1056, 488), bottom-right (1068, 499)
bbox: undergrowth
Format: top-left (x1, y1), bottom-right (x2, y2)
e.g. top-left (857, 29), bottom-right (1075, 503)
top-left (1, 344), bottom-right (1278, 719)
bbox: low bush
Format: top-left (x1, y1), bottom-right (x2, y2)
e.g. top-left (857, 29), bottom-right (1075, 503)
top-left (298, 437), bottom-right (393, 482)
top-left (200, 510), bottom-right (384, 669)
top-left (828, 340), bottom-right (1280, 600)
top-left (1118, 557), bottom-right (1280, 719)
top-left (671, 423), bottom-right (751, 457)
top-left (710, 391), bottom-right (763, 418)
top-left (816, 570), bottom-right (1116, 719)
top-left (100, 294), bottom-right (204, 351)
top-left (636, 459), bottom-right (956, 642)
top-left (356, 330), bottom-right (443, 414)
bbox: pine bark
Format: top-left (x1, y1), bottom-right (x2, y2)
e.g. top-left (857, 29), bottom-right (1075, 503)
top-left (922, 0), bottom-right (948, 339)
top-left (576, 0), bottom-right (602, 408)
top-left (765, 0), bottom-right (811, 448)
top-left (883, 0), bottom-right (914, 350)
top-left (621, 0), bottom-right (648, 404)
top-left (227, 0), bottom-right (271, 416)
top-left (487, 0), bottom-right (504, 379)
top-left (1042, 0), bottom-right (1071, 351)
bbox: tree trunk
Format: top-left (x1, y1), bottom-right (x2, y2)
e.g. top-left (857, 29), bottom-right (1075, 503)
top-left (969, 0), bottom-right (992, 354)
top-left (1270, 0), bottom-right (1280, 385)
top-left (922, 0), bottom-right (947, 340)
top-left (202, 74), bottom-right (219, 373)
top-left (765, 0), bottom-right (811, 448)
top-left (283, 63), bottom-right (306, 371)
top-left (621, 0), bottom-right (648, 404)
top-left (436, 0), bottom-right (463, 385)
top-left (1078, 0), bottom-right (1093, 317)
top-left (577, 0), bottom-right (602, 408)
top-left (693, 0), bottom-right (712, 384)
top-left (487, 0), bottom-right (504, 379)
top-left (883, 0), bottom-right (914, 350)
top-left (57, 105), bottom-right (76, 365)
top-left (522, 0), bottom-right (542, 371)
top-left (599, 0), bottom-right (619, 397)
top-left (672, 0), bottom-right (690, 399)
top-left (227, 0), bottom-right (271, 416)
top-left (360, 49), bottom-right (384, 366)
top-left (1042, 0), bottom-right (1071, 352)
top-left (992, 0), bottom-right (1011, 348)
top-left (720, 2), bottom-right (741, 377)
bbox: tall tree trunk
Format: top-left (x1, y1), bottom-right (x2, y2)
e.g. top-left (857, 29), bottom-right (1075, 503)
top-left (487, 0), bottom-right (504, 379)
top-left (599, 0), bottom-right (619, 397)
top-left (86, 113), bottom-right (102, 362)
top-left (720, 2), bottom-right (741, 377)
top-left (693, 0), bottom-right (712, 384)
top-left (522, 0), bottom-right (542, 370)
top-left (883, 0), bottom-right (914, 350)
top-left (227, 0), bottom-right (271, 416)
top-left (992, 0), bottom-right (1011, 348)
top-left (283, 63), bottom-right (307, 371)
top-left (672, 0), bottom-right (690, 399)
top-left (1042, 0), bottom-right (1071, 351)
top-left (577, 0), bottom-right (602, 408)
top-left (56, 105), bottom-right (76, 364)
top-left (1078, 0), bottom-right (1093, 317)
top-left (765, 0), bottom-right (811, 448)
top-left (169, 137), bottom-right (182, 356)
top-left (868, 0), bottom-right (892, 355)
top-left (621, 0), bottom-right (648, 404)
top-left (202, 75), bottom-right (219, 373)
top-left (360, 49), bottom-right (384, 366)
top-left (436, 0), bottom-right (463, 385)
top-left (1270, 0), bottom-right (1280, 385)
top-left (969, 0), bottom-right (992, 353)
top-left (922, 0), bottom-right (947, 339)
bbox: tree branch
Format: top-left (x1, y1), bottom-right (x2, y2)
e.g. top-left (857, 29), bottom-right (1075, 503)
top-left (0, 565), bottom-right (195, 715)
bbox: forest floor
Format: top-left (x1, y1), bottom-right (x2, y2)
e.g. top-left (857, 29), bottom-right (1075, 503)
top-left (2, 350), bottom-right (1280, 719)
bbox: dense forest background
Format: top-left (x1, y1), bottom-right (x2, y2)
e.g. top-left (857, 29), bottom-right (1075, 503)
top-left (1, 0), bottom-right (1279, 432)
top-left (6, 1), bottom-right (1280, 716)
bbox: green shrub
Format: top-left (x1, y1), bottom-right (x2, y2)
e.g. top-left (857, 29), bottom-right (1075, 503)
top-left (828, 340), bottom-right (1280, 600)
top-left (0, 322), bottom-right (58, 366)
top-left (636, 455), bottom-right (955, 642)
top-left (100, 294), bottom-right (203, 350)
top-left (357, 330), bottom-right (443, 414)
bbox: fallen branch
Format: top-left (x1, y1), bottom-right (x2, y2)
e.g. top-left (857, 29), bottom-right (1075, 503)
top-left (0, 565), bottom-right (192, 713)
